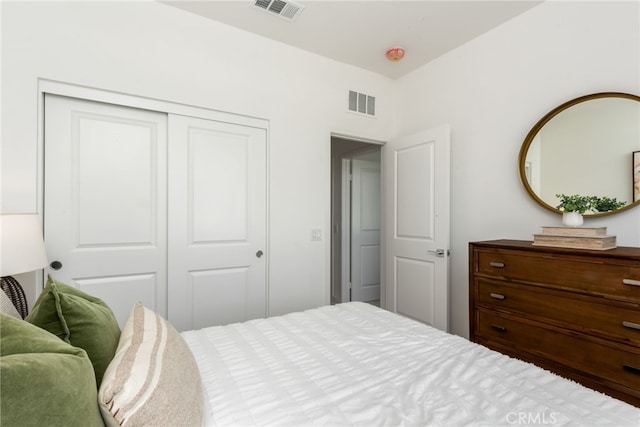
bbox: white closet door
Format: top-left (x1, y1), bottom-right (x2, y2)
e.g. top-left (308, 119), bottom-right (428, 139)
top-left (44, 94), bottom-right (168, 325)
top-left (168, 114), bottom-right (267, 331)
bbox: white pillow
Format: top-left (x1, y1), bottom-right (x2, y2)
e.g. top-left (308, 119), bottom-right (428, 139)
top-left (0, 289), bottom-right (21, 319)
top-left (98, 303), bottom-right (203, 427)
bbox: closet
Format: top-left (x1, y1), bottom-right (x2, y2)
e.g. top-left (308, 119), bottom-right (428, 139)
top-left (43, 93), bottom-right (267, 331)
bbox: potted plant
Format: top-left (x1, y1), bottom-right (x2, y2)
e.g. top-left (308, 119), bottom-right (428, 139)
top-left (593, 196), bottom-right (626, 212)
top-left (555, 194), bottom-right (596, 226)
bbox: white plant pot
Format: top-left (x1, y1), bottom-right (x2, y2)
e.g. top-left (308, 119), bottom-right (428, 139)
top-left (562, 211), bottom-right (584, 227)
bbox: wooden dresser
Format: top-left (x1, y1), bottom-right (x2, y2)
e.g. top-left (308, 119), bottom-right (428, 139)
top-left (469, 239), bottom-right (640, 407)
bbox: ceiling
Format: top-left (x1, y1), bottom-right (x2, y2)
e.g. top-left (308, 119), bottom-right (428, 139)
top-left (162, 0), bottom-right (543, 79)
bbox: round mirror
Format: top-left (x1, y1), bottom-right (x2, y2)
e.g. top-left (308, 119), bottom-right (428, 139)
top-left (518, 92), bottom-right (640, 217)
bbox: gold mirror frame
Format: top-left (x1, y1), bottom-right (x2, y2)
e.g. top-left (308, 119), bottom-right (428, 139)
top-left (518, 92), bottom-right (640, 218)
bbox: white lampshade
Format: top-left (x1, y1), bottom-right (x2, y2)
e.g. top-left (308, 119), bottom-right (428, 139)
top-left (0, 214), bottom-right (48, 276)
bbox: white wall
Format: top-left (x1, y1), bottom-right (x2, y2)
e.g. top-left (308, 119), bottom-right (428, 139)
top-left (3, 1), bottom-right (639, 339)
top-left (0, 1), bottom-right (396, 314)
top-left (395, 0), bottom-right (640, 337)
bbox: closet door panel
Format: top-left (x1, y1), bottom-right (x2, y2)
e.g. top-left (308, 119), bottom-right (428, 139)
top-left (168, 114), bottom-right (267, 331)
top-left (190, 267), bottom-right (250, 328)
top-left (44, 94), bottom-right (168, 325)
top-left (44, 94), bottom-right (267, 330)
top-left (74, 274), bottom-right (158, 327)
top-left (190, 131), bottom-right (248, 242)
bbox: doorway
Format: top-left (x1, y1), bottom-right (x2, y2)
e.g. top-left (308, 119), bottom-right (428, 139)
top-left (329, 125), bottom-right (450, 330)
top-left (330, 136), bottom-right (382, 305)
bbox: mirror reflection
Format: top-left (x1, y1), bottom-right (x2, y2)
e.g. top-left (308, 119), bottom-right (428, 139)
top-left (519, 93), bottom-right (640, 217)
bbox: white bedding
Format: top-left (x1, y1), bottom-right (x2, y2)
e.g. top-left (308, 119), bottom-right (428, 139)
top-left (181, 302), bottom-right (640, 427)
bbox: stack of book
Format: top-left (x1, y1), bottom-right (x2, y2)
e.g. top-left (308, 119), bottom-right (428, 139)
top-left (533, 226), bottom-right (616, 250)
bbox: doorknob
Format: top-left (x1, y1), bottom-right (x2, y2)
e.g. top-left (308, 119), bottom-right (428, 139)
top-left (256, 250), bottom-right (264, 258)
top-left (50, 260), bottom-right (63, 270)
top-left (427, 249), bottom-right (449, 257)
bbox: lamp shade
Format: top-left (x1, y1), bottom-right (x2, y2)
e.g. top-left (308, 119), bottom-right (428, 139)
top-left (0, 214), bottom-right (48, 276)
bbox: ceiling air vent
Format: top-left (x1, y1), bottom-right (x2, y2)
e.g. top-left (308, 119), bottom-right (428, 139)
top-left (252, 0), bottom-right (304, 21)
top-left (348, 90), bottom-right (376, 117)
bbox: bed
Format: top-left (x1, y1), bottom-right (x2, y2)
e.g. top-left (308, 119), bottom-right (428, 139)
top-left (2, 277), bottom-right (640, 427)
top-left (183, 302), bottom-right (640, 427)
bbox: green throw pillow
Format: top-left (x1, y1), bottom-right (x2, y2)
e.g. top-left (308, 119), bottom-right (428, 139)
top-left (26, 275), bottom-right (121, 387)
top-left (0, 313), bottom-right (105, 427)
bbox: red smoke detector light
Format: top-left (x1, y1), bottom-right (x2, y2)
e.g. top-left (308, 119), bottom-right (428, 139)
top-left (385, 47), bottom-right (405, 62)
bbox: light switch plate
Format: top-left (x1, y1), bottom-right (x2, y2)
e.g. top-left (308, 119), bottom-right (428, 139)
top-left (311, 228), bottom-right (322, 241)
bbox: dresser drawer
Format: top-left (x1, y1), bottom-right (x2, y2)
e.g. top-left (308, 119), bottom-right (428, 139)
top-left (475, 278), bottom-right (640, 345)
top-left (475, 249), bottom-right (640, 302)
top-left (476, 309), bottom-right (640, 391)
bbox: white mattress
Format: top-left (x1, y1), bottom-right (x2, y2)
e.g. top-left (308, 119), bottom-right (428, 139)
top-left (181, 302), bottom-right (640, 426)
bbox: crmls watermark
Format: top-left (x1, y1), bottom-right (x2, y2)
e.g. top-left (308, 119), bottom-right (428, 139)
top-left (506, 412), bottom-right (558, 425)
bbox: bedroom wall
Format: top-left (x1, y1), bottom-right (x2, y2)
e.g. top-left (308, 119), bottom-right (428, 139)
top-left (0, 1), bottom-right (396, 314)
top-left (394, 0), bottom-right (640, 337)
top-left (3, 1), bottom-right (639, 340)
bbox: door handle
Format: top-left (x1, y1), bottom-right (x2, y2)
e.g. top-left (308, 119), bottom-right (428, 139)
top-left (256, 250), bottom-right (264, 258)
top-left (427, 248), bottom-right (449, 257)
top-left (50, 260), bottom-right (63, 270)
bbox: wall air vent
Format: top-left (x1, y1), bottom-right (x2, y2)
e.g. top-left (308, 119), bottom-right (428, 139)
top-left (348, 90), bottom-right (376, 117)
top-left (252, 0), bottom-right (305, 21)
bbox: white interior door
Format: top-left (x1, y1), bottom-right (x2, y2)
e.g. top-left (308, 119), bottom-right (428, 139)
top-left (384, 125), bottom-right (450, 331)
top-left (351, 158), bottom-right (381, 302)
top-left (44, 94), bottom-right (168, 326)
top-left (168, 114), bottom-right (267, 331)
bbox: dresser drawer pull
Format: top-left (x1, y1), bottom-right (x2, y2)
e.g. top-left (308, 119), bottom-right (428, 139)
top-left (490, 324), bottom-right (507, 333)
top-left (623, 279), bottom-right (640, 286)
top-left (489, 262), bottom-right (505, 268)
top-left (622, 321), bottom-right (640, 330)
top-left (623, 365), bottom-right (640, 375)
top-left (490, 293), bottom-right (505, 300)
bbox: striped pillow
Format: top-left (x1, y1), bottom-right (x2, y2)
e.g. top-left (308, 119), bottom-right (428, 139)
top-left (0, 290), bottom-right (21, 319)
top-left (98, 303), bottom-right (203, 427)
